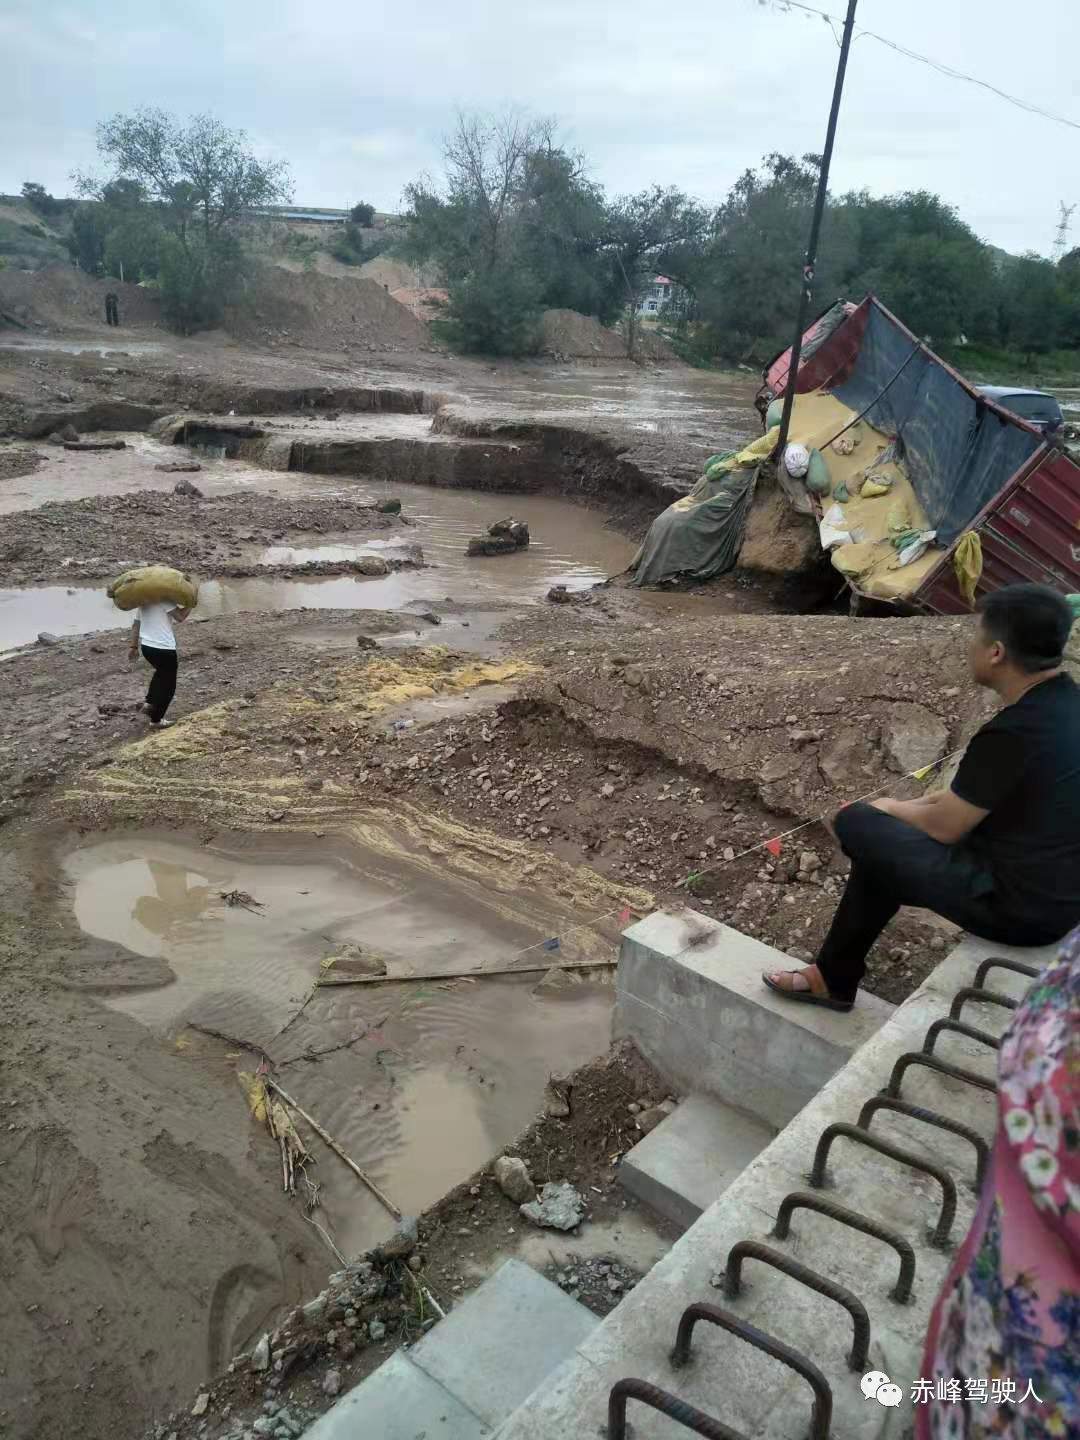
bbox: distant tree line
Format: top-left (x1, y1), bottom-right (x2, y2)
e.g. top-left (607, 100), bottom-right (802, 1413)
top-left (17, 108), bottom-right (1080, 363)
top-left (402, 120), bottom-right (1080, 364)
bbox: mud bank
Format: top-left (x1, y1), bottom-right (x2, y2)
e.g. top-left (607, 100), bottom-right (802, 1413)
top-left (0, 489), bottom-right (407, 587)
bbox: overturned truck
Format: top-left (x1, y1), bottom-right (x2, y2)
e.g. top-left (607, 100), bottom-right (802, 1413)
top-left (633, 296), bottom-right (1080, 612)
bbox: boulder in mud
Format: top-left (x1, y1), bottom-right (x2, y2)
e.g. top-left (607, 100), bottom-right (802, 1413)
top-left (882, 702), bottom-right (948, 775)
top-left (377, 498), bottom-right (402, 514)
top-left (520, 1180), bottom-right (585, 1231)
top-left (354, 556), bottom-right (390, 577)
top-left (467, 533), bottom-right (518, 557)
top-left (489, 517), bottom-right (530, 547)
top-left (494, 1154), bottom-right (536, 1204)
top-left (467, 516), bottom-right (530, 556)
top-left (173, 477), bottom-right (204, 498)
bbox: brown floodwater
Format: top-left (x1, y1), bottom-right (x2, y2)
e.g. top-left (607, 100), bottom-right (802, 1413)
top-left (63, 832), bottom-right (618, 1257)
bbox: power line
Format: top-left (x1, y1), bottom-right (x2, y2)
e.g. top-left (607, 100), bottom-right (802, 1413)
top-left (757, 0), bottom-right (1080, 134)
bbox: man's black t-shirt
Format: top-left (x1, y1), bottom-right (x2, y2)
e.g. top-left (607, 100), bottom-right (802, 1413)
top-left (953, 672), bottom-right (1080, 932)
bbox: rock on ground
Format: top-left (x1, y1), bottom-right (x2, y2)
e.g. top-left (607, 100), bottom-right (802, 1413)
top-left (494, 1154), bottom-right (536, 1204)
top-left (520, 1181), bottom-right (585, 1231)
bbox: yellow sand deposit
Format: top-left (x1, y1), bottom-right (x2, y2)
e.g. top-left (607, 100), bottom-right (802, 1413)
top-left (785, 391), bottom-right (941, 600)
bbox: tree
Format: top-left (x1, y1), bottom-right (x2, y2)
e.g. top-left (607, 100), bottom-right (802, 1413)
top-left (349, 201), bottom-right (376, 227)
top-left (835, 189), bottom-right (997, 342)
top-left (21, 181), bottom-right (65, 222)
top-left (999, 255), bottom-right (1063, 357)
top-left (75, 108), bottom-right (291, 331)
top-left (402, 108), bottom-right (618, 354)
top-left (80, 108), bottom-right (291, 239)
top-left (443, 260), bottom-right (543, 356)
top-left (602, 186), bottom-right (713, 357)
top-left (67, 205), bottom-right (109, 273)
top-left (516, 148), bottom-right (622, 321)
top-left (684, 153), bottom-right (855, 363)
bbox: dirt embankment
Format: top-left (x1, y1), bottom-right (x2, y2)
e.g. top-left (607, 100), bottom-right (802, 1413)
top-left (0, 490), bottom-right (410, 586)
top-left (0, 262), bottom-right (434, 355)
top-left (45, 605), bottom-right (986, 1005)
top-left (222, 265), bottom-right (435, 353)
top-left (327, 609), bottom-right (982, 1002)
top-left (537, 308), bottom-right (675, 362)
top-left (0, 266), bottom-right (163, 332)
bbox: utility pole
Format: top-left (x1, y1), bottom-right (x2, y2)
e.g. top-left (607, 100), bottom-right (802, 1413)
top-left (775, 0), bottom-right (859, 461)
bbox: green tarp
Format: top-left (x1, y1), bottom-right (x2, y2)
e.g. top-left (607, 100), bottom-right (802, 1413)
top-left (630, 453), bottom-right (760, 587)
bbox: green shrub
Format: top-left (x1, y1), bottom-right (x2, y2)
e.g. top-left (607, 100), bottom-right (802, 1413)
top-left (443, 263), bottom-right (542, 356)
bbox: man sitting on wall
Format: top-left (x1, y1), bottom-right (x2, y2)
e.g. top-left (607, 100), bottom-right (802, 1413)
top-left (763, 583), bottom-right (1080, 1011)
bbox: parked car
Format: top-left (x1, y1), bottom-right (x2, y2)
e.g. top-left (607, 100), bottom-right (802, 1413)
top-left (976, 386), bottom-right (1064, 442)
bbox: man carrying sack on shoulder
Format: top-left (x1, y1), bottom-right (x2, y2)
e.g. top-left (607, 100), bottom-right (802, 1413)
top-left (763, 582), bottom-right (1080, 1010)
top-left (130, 601), bottom-right (190, 728)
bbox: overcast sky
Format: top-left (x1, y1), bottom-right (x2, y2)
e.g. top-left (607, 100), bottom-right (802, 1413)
top-left (3, 0), bottom-right (1077, 255)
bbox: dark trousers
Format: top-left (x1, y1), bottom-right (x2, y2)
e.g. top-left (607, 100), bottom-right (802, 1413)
top-left (142, 645), bottom-right (178, 723)
top-left (816, 802), bottom-right (1061, 1003)
top-left (105, 298), bottom-right (119, 325)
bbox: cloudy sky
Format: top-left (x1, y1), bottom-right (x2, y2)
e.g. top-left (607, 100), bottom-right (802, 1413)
top-left (3, 0), bottom-right (1077, 255)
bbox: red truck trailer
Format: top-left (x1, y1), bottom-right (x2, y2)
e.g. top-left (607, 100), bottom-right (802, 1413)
top-left (768, 295), bottom-right (1080, 612)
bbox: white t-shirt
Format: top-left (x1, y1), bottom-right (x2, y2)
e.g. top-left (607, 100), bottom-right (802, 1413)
top-left (138, 604), bottom-right (177, 651)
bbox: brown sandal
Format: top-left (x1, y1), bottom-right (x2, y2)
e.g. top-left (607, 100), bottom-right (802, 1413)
top-left (762, 971), bottom-right (853, 1013)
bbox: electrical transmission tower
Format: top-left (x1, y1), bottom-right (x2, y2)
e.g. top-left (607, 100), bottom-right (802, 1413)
top-left (1052, 201), bottom-right (1076, 262)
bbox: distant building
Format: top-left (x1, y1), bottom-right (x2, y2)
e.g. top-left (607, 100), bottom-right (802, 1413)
top-left (638, 276), bottom-right (674, 316)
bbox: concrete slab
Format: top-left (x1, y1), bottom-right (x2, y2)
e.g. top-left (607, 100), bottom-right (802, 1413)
top-left (616, 907), bottom-right (893, 1127)
top-left (620, 1093), bottom-right (776, 1230)
top-left (304, 1350), bottom-right (485, 1440)
top-left (493, 930), bottom-right (1019, 1440)
top-left (408, 1259), bottom-right (597, 1428)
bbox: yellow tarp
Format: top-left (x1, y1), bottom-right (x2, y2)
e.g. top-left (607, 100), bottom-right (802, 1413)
top-left (783, 391), bottom-right (940, 601)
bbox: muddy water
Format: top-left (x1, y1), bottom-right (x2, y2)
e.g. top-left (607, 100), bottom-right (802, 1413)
top-left (63, 832), bottom-right (614, 1256)
top-left (0, 487), bottom-right (635, 651)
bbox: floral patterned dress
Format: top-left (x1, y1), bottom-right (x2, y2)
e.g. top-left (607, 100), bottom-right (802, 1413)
top-left (917, 931), bottom-right (1080, 1440)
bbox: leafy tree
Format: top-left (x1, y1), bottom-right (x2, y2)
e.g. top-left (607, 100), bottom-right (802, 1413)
top-left (67, 204), bottom-right (109, 272)
top-left (158, 230), bottom-right (244, 334)
top-left (79, 108), bottom-right (291, 239)
top-left (999, 255), bottom-right (1063, 357)
top-left (686, 154), bottom-right (854, 362)
top-left (349, 201), bottom-right (376, 226)
top-left (516, 148), bottom-right (622, 321)
top-left (443, 260), bottom-right (543, 356)
top-left (602, 186), bottom-right (713, 357)
top-left (74, 108), bottom-right (291, 331)
top-left (21, 181), bottom-right (65, 222)
top-left (836, 190), bottom-right (997, 342)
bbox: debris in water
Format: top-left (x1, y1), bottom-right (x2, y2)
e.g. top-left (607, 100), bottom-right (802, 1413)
top-left (466, 517), bottom-right (530, 556)
top-left (219, 888), bottom-right (263, 913)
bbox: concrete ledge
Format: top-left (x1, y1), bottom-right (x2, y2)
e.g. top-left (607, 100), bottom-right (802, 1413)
top-left (620, 1093), bottom-right (776, 1231)
top-left (615, 908), bottom-right (894, 1127)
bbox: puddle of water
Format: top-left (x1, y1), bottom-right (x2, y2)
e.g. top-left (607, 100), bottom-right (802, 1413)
top-left (0, 338), bottom-right (167, 358)
top-left (64, 833), bottom-right (615, 1255)
top-left (258, 541), bottom-right (413, 565)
